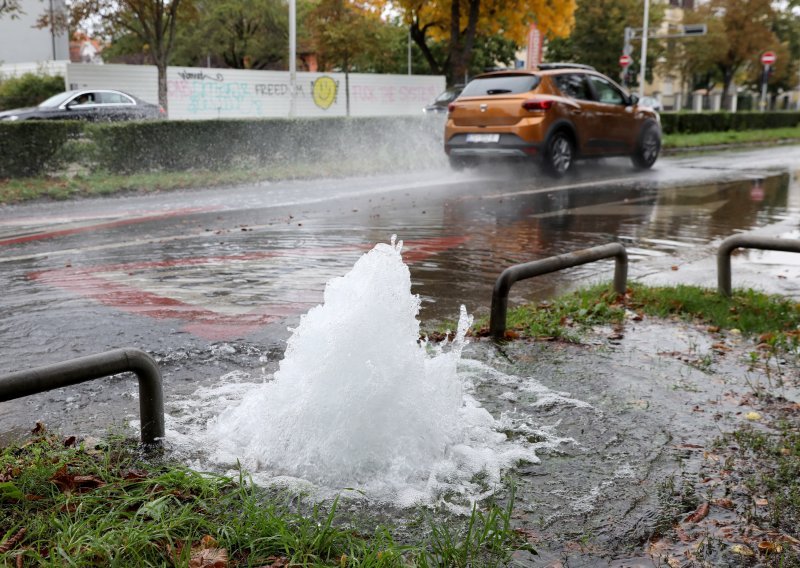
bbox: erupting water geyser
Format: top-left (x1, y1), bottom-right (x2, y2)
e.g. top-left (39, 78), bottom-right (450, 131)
top-left (206, 236), bottom-right (554, 504)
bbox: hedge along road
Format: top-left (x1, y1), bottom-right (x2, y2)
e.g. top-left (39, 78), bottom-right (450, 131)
top-left (0, 145), bottom-right (799, 440)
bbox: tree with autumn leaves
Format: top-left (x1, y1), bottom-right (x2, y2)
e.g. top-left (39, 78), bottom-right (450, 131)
top-left (371, 0), bottom-right (577, 85)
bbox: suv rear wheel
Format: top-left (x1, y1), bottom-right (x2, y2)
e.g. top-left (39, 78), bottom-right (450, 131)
top-left (631, 123), bottom-right (660, 169)
top-left (543, 130), bottom-right (574, 177)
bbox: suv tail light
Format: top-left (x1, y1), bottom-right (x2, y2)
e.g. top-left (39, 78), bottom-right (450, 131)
top-left (522, 99), bottom-right (553, 111)
top-left (448, 102), bottom-right (456, 113)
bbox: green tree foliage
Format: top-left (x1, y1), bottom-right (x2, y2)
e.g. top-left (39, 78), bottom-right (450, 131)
top-left (370, 0), bottom-right (576, 86)
top-left (59, 0), bottom-right (187, 114)
top-left (180, 0), bottom-right (289, 70)
top-left (545, 0), bottom-right (664, 89)
top-left (306, 0), bottom-right (386, 73)
top-left (0, 73), bottom-right (65, 110)
top-left (688, 0), bottom-right (778, 99)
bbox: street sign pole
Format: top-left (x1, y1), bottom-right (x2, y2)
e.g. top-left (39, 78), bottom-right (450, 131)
top-left (760, 51), bottom-right (776, 112)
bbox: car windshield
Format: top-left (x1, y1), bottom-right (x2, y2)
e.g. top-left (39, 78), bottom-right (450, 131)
top-left (38, 92), bottom-right (77, 108)
top-left (460, 75), bottom-right (540, 97)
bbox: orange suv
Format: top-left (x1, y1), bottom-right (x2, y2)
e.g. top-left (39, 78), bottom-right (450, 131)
top-left (444, 64), bottom-right (661, 176)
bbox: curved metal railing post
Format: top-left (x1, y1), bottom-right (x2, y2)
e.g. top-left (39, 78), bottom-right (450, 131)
top-left (490, 243), bottom-right (628, 340)
top-left (0, 348), bottom-right (164, 445)
top-left (717, 234), bottom-right (800, 297)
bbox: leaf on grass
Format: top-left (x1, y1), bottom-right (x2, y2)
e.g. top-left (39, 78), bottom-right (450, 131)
top-left (189, 547), bottom-right (228, 568)
top-left (50, 466), bottom-right (105, 494)
top-left (758, 541), bottom-right (783, 553)
top-left (713, 498), bottom-right (734, 509)
top-left (685, 502), bottom-right (710, 523)
top-left (754, 497), bottom-right (768, 506)
top-left (730, 543), bottom-right (754, 556)
top-left (31, 422), bottom-right (46, 435)
top-left (122, 469), bottom-right (149, 481)
top-left (0, 528), bottom-right (26, 553)
top-left (63, 436), bottom-right (77, 447)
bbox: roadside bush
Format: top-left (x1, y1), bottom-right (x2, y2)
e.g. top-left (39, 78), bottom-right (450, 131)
top-left (0, 73), bottom-right (65, 111)
top-left (0, 121), bottom-right (82, 178)
top-left (660, 111), bottom-right (800, 134)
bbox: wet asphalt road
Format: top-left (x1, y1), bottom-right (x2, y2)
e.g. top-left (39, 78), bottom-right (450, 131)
top-left (0, 146), bottom-right (799, 439)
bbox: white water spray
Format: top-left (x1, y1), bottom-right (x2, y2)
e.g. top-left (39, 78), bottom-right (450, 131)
top-left (183, 237), bottom-right (583, 505)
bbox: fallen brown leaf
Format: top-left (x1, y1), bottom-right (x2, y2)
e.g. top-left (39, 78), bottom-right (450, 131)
top-left (758, 541), bottom-right (783, 553)
top-left (50, 466), bottom-right (105, 494)
top-left (189, 547), bottom-right (228, 568)
top-left (0, 528), bottom-right (26, 553)
top-left (713, 498), bottom-right (734, 509)
top-left (685, 502), bottom-right (710, 523)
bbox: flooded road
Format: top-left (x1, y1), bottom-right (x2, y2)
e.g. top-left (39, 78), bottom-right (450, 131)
top-left (1, 146), bottom-right (799, 563)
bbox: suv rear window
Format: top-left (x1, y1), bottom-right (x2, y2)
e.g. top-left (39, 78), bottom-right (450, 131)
top-left (460, 75), bottom-right (541, 97)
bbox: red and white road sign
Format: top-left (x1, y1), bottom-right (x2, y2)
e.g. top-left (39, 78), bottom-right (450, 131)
top-left (761, 51), bottom-right (776, 66)
top-left (619, 54), bottom-right (632, 68)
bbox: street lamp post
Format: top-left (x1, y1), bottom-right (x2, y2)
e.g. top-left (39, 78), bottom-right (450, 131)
top-left (289, 0), bottom-right (297, 118)
top-left (639, 0), bottom-right (649, 99)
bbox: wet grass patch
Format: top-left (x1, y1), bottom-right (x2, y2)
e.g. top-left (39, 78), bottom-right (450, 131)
top-left (476, 283), bottom-right (800, 351)
top-left (0, 427), bottom-right (531, 566)
top-left (648, 396), bottom-right (800, 565)
top-left (663, 126), bottom-right (800, 150)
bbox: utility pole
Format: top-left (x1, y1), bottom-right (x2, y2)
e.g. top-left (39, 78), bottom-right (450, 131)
top-left (408, 30), bottom-right (412, 75)
top-left (639, 0), bottom-right (649, 99)
top-left (289, 0), bottom-right (297, 118)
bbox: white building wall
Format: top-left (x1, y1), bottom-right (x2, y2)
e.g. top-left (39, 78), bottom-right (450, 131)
top-left (0, 0), bottom-right (69, 64)
top-left (1, 60), bottom-right (445, 118)
top-left (166, 67), bottom-right (444, 119)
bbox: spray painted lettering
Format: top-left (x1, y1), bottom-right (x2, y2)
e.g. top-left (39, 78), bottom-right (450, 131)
top-left (178, 70), bottom-right (224, 82)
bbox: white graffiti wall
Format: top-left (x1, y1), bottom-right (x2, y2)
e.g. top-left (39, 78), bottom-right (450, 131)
top-left (60, 63), bottom-right (445, 119)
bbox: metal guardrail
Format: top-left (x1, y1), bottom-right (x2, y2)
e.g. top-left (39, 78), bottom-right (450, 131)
top-left (717, 234), bottom-right (800, 297)
top-left (0, 348), bottom-right (164, 446)
top-left (490, 243), bottom-right (628, 340)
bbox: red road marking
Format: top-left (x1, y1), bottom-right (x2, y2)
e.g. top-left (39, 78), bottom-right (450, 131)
top-left (0, 207), bottom-right (220, 247)
top-left (28, 236), bottom-right (469, 340)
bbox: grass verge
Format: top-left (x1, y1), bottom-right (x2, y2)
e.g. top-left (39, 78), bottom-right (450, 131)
top-left (475, 282), bottom-right (800, 349)
top-left (1, 128), bottom-right (800, 205)
top-left (0, 426), bottom-right (531, 567)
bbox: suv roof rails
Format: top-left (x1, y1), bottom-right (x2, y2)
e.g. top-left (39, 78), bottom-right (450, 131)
top-left (536, 62), bottom-right (597, 71)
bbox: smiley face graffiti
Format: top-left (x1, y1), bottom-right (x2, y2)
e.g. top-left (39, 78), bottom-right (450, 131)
top-left (312, 76), bottom-right (338, 110)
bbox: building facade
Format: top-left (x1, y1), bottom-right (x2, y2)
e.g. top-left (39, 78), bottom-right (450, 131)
top-left (0, 0), bottom-right (69, 65)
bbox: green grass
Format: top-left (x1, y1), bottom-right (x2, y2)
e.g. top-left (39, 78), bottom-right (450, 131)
top-left (663, 125), bottom-right (800, 149)
top-left (480, 283), bottom-right (800, 350)
top-left (0, 429), bottom-right (530, 567)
